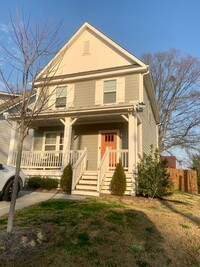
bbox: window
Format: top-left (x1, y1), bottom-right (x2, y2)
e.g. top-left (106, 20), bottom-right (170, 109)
top-left (44, 132), bottom-right (64, 151)
top-left (59, 132), bottom-right (64, 151)
top-left (44, 133), bottom-right (57, 151)
top-left (103, 80), bottom-right (116, 104)
top-left (55, 86), bottom-right (67, 108)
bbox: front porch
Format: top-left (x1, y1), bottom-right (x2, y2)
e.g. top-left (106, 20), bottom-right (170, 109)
top-left (11, 149), bottom-right (135, 196)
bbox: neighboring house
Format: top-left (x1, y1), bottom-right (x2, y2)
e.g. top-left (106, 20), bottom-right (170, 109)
top-left (0, 91), bottom-right (20, 164)
top-left (161, 156), bottom-right (176, 168)
top-left (0, 92), bottom-right (35, 165)
top-left (7, 22), bottom-right (160, 196)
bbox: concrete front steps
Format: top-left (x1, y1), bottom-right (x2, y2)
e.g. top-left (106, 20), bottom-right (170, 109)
top-left (72, 171), bottom-right (99, 197)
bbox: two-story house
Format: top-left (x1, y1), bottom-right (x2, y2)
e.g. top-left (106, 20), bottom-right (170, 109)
top-left (7, 22), bottom-right (160, 196)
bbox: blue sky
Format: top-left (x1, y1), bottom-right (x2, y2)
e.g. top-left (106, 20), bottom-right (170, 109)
top-left (0, 0), bottom-right (199, 164)
top-left (0, 0), bottom-right (200, 60)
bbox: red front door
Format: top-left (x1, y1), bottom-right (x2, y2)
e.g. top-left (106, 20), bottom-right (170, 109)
top-left (101, 132), bottom-right (117, 159)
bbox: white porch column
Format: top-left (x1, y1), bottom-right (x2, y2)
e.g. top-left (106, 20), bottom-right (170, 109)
top-left (128, 112), bottom-right (137, 173)
top-left (128, 112), bottom-right (138, 196)
top-left (61, 117), bottom-right (72, 168)
top-left (7, 121), bottom-right (18, 166)
top-left (61, 117), bottom-right (77, 169)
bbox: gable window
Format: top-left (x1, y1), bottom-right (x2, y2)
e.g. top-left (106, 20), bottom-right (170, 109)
top-left (44, 132), bottom-right (64, 151)
top-left (103, 80), bottom-right (116, 104)
top-left (55, 86), bottom-right (67, 108)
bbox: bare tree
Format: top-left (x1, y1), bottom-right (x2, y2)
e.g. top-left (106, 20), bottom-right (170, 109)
top-left (142, 48), bottom-right (200, 153)
top-left (0, 11), bottom-right (63, 232)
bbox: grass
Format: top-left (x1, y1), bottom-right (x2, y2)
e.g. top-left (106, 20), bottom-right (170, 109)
top-left (0, 194), bottom-right (200, 267)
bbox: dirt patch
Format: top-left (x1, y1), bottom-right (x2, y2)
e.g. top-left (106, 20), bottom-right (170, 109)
top-left (0, 226), bottom-right (53, 265)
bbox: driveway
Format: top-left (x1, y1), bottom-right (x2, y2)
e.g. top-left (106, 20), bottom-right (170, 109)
top-left (0, 190), bottom-right (85, 217)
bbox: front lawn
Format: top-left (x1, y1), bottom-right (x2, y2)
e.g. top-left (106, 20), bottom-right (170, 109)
top-left (0, 193), bottom-right (200, 267)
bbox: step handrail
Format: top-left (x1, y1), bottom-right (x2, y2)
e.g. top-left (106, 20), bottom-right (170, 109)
top-left (72, 148), bottom-right (87, 190)
top-left (97, 147), bottom-right (110, 192)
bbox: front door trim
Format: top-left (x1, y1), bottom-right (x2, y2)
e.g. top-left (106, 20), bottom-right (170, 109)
top-left (97, 129), bottom-right (120, 167)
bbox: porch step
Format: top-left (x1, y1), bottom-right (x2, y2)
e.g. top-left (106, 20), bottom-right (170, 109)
top-left (79, 180), bottom-right (97, 185)
top-left (100, 171), bottom-right (134, 195)
top-left (76, 184), bottom-right (97, 191)
top-left (72, 170), bottom-right (99, 197)
top-left (72, 190), bottom-right (99, 197)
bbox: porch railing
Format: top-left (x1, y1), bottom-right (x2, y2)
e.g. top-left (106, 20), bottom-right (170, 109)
top-left (108, 149), bottom-right (129, 171)
top-left (72, 148), bottom-right (87, 190)
top-left (12, 150), bottom-right (84, 169)
top-left (97, 149), bottom-right (129, 192)
top-left (97, 148), bottom-right (109, 192)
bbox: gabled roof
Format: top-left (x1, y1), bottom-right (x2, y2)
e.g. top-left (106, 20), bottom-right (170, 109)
top-left (0, 92), bottom-right (36, 114)
top-left (36, 22), bottom-right (147, 81)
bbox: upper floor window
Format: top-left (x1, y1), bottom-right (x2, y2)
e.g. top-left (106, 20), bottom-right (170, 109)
top-left (103, 80), bottom-right (116, 104)
top-left (55, 86), bottom-right (67, 108)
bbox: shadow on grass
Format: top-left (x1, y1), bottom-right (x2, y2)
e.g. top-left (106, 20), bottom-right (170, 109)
top-left (159, 198), bottom-right (200, 227)
top-left (0, 199), bottom-right (169, 267)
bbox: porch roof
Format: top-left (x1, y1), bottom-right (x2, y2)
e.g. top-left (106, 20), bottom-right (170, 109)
top-left (8, 102), bottom-right (138, 127)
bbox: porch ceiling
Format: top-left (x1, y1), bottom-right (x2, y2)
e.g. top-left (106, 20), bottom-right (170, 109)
top-left (29, 113), bottom-right (128, 128)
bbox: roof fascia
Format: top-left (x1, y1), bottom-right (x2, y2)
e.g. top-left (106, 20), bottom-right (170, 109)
top-left (9, 102), bottom-right (138, 121)
top-left (144, 72), bottom-right (160, 124)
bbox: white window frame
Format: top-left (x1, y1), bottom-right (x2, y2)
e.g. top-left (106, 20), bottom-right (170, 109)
top-left (103, 79), bottom-right (117, 104)
top-left (95, 77), bottom-right (125, 106)
top-left (48, 84), bottom-right (74, 110)
top-left (55, 86), bottom-right (67, 108)
top-left (43, 132), bottom-right (64, 151)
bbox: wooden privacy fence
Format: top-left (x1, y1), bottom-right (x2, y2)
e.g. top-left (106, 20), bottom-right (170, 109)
top-left (167, 168), bottom-right (198, 194)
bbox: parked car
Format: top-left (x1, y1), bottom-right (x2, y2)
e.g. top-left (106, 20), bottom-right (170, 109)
top-left (0, 163), bottom-right (26, 201)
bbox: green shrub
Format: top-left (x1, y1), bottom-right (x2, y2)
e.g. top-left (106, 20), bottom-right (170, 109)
top-left (137, 145), bottom-right (173, 198)
top-left (60, 162), bottom-right (73, 193)
top-left (110, 159), bottom-right (126, 196)
top-left (27, 176), bottom-right (59, 190)
top-left (189, 152), bottom-right (200, 193)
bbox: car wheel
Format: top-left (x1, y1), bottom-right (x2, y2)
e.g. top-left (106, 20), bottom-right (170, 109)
top-left (3, 180), bottom-right (20, 201)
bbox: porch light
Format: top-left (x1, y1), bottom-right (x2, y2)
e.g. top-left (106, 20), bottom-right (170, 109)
top-left (136, 102), bottom-right (145, 112)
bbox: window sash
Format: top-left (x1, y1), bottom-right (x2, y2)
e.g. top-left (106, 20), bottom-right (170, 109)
top-left (44, 132), bottom-right (64, 151)
top-left (103, 80), bottom-right (116, 104)
top-left (55, 86), bottom-right (67, 108)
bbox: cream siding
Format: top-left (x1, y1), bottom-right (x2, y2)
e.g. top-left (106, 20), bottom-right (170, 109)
top-left (0, 116), bottom-right (12, 164)
top-left (140, 86), bottom-right (157, 154)
top-left (33, 126), bottom-right (64, 151)
top-left (125, 74), bottom-right (139, 102)
top-left (23, 130), bottom-right (34, 151)
top-left (73, 122), bottom-right (128, 170)
top-left (50, 29), bottom-right (132, 77)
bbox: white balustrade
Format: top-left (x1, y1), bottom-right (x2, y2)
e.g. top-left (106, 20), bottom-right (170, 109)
top-left (12, 150), bottom-right (84, 169)
top-left (72, 148), bottom-right (87, 189)
top-left (97, 149), bottom-right (129, 192)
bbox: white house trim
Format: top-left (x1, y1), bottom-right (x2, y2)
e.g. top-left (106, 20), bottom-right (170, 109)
top-left (128, 112), bottom-right (137, 173)
top-left (95, 76), bottom-right (125, 106)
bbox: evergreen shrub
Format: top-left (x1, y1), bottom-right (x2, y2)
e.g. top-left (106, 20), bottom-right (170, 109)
top-left (137, 145), bottom-right (173, 198)
top-left (60, 162), bottom-right (73, 193)
top-left (27, 176), bottom-right (59, 190)
top-left (110, 159), bottom-right (126, 196)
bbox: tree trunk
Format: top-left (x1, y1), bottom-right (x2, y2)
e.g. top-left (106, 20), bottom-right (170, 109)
top-left (7, 127), bottom-right (24, 233)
